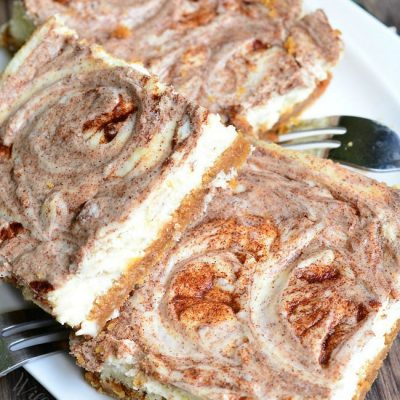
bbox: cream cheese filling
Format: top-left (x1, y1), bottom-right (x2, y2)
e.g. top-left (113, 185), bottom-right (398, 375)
top-left (244, 55), bottom-right (330, 135)
top-left (245, 85), bottom-right (317, 133)
top-left (98, 295), bottom-right (400, 400)
top-left (48, 114), bottom-right (239, 335)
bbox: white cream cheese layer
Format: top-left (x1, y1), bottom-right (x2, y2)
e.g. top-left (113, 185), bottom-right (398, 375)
top-left (245, 85), bottom-right (316, 134)
top-left (0, 16), bottom-right (242, 336)
top-left (49, 114), bottom-right (238, 335)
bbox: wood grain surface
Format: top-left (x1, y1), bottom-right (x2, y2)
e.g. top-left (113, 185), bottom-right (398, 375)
top-left (0, 0), bottom-right (400, 399)
top-left (357, 0), bottom-right (400, 32)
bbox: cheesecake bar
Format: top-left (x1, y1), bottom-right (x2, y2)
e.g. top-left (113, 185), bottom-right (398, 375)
top-left (0, 17), bottom-right (248, 336)
top-left (72, 143), bottom-right (400, 399)
top-left (3, 0), bottom-right (342, 136)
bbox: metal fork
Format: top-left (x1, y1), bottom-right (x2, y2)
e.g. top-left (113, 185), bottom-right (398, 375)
top-left (277, 116), bottom-right (400, 172)
top-left (0, 308), bottom-right (69, 377)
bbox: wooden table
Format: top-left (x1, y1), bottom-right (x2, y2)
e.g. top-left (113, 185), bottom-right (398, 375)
top-left (0, 0), bottom-right (400, 399)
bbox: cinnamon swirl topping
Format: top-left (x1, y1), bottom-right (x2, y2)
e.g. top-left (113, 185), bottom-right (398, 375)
top-left (0, 17), bottom-right (244, 333)
top-left (72, 145), bottom-right (400, 399)
top-left (20, 0), bottom-right (342, 136)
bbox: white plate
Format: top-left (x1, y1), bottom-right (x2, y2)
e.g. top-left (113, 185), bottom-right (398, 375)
top-left (1, 0), bottom-right (400, 399)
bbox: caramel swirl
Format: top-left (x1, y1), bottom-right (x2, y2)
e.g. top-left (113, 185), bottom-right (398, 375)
top-left (74, 146), bottom-right (400, 399)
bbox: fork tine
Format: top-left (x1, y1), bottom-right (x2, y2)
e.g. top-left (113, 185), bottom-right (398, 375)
top-left (4, 324), bottom-right (69, 349)
top-left (0, 308), bottom-right (52, 333)
top-left (0, 340), bottom-right (68, 377)
top-left (282, 140), bottom-right (342, 151)
top-left (0, 309), bottom-right (69, 377)
top-left (0, 309), bottom-right (58, 338)
top-left (277, 127), bottom-right (347, 143)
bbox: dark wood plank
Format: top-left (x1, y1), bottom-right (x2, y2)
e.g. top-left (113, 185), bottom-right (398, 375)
top-left (0, 2), bottom-right (7, 24)
top-left (358, 0), bottom-right (400, 31)
top-left (0, 370), bottom-right (55, 400)
top-left (367, 335), bottom-right (400, 400)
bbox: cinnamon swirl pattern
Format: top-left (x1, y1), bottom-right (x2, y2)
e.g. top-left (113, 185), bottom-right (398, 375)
top-left (0, 17), bottom-right (247, 335)
top-left (12, 0), bottom-right (342, 136)
top-left (72, 144), bottom-right (400, 399)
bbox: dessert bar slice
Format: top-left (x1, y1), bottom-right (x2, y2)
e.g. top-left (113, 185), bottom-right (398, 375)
top-left (72, 143), bottom-right (400, 399)
top-left (3, 0), bottom-right (342, 137)
top-left (0, 17), bottom-right (248, 336)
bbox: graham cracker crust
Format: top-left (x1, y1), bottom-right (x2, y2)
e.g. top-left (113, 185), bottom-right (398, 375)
top-left (85, 371), bottom-right (146, 400)
top-left (85, 135), bottom-right (250, 333)
top-left (352, 320), bottom-right (400, 400)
